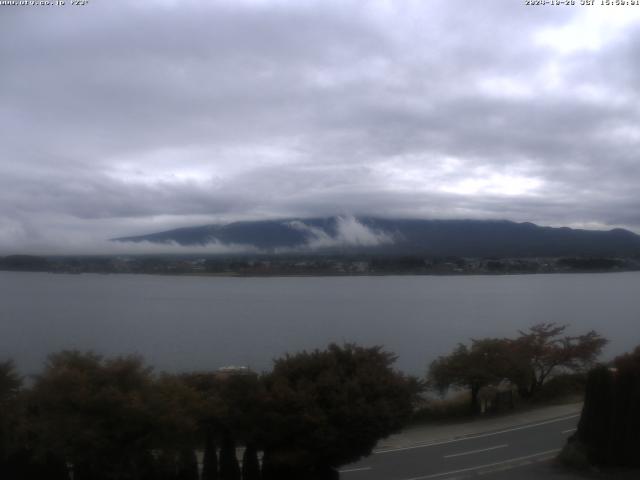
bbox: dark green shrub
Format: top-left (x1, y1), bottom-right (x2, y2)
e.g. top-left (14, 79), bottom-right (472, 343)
top-left (575, 346), bottom-right (640, 467)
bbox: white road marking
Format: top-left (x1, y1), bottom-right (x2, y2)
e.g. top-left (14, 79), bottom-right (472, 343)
top-left (562, 428), bottom-right (577, 434)
top-left (375, 414), bottom-right (579, 454)
top-left (339, 466), bottom-right (372, 473)
top-left (443, 444), bottom-right (508, 459)
top-left (401, 449), bottom-right (561, 480)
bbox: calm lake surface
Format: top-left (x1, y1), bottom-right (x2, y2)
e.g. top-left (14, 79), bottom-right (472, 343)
top-left (1, 271), bottom-right (639, 375)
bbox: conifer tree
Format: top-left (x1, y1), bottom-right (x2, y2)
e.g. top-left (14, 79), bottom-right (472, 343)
top-left (202, 432), bottom-right (219, 480)
top-left (241, 444), bottom-right (260, 480)
top-left (176, 449), bottom-right (198, 480)
top-left (219, 434), bottom-right (241, 480)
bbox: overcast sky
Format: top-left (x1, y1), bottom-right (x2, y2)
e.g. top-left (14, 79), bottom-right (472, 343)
top-left (2, 0), bottom-right (640, 253)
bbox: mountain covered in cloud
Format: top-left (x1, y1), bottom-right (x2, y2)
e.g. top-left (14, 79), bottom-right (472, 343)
top-left (113, 217), bottom-right (640, 257)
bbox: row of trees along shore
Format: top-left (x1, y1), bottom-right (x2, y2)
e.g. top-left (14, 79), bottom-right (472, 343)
top-left (428, 323), bottom-right (608, 414)
top-left (0, 344), bottom-right (420, 480)
top-left (0, 323), bottom-right (611, 480)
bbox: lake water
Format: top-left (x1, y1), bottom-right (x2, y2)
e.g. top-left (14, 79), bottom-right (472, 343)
top-left (1, 271), bottom-right (639, 376)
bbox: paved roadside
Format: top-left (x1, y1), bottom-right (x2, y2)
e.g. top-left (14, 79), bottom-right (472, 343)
top-left (342, 404), bottom-right (583, 480)
top-left (375, 402), bottom-right (583, 452)
top-left (358, 403), bottom-right (640, 480)
top-left (478, 460), bottom-right (640, 480)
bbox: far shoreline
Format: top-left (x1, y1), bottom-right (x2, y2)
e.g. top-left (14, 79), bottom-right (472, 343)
top-left (2, 268), bottom-right (639, 279)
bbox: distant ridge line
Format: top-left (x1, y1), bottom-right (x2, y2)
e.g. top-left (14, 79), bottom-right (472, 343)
top-left (112, 217), bottom-right (640, 258)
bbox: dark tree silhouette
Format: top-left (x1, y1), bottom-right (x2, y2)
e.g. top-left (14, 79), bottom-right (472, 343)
top-left (572, 346), bottom-right (640, 467)
top-left (510, 323), bottom-right (607, 398)
top-left (3, 449), bottom-right (69, 480)
top-left (219, 433), bottom-right (241, 480)
top-left (260, 343), bottom-right (421, 476)
top-left (241, 443), bottom-right (260, 480)
top-left (176, 448), bottom-right (198, 480)
top-left (201, 432), bottom-right (219, 480)
top-left (155, 450), bottom-right (178, 480)
top-left (429, 338), bottom-right (511, 413)
top-left (429, 324), bottom-right (608, 411)
top-left (1, 344), bottom-right (420, 480)
top-left (576, 365), bottom-right (614, 464)
top-left (29, 351), bottom-right (165, 480)
top-left (0, 360), bottom-right (22, 479)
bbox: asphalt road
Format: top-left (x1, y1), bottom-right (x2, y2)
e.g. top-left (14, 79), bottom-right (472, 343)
top-left (339, 413), bottom-right (580, 480)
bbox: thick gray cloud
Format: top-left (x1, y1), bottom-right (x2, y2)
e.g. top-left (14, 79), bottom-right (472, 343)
top-left (2, 0), bottom-right (640, 253)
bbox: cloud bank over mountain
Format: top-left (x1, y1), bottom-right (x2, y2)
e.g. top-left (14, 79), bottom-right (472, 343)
top-left (287, 216), bottom-right (395, 250)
